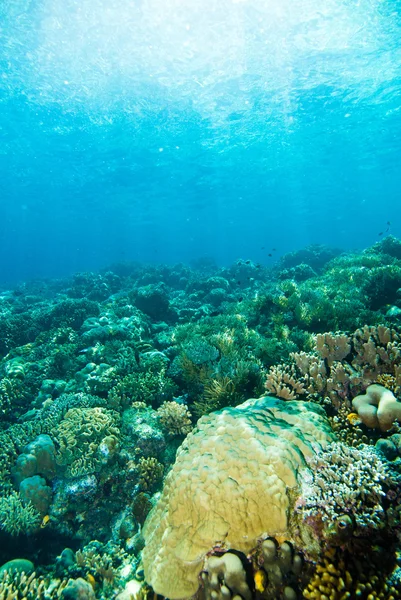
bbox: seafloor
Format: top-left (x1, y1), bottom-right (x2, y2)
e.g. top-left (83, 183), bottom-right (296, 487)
top-left (1, 237), bottom-right (401, 599)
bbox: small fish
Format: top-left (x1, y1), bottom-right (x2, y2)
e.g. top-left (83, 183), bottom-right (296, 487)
top-left (272, 248), bottom-right (276, 251)
top-left (41, 515), bottom-right (50, 528)
top-left (245, 260), bottom-right (251, 265)
top-left (254, 569), bottom-right (267, 593)
top-left (268, 253), bottom-right (272, 257)
top-left (238, 296), bottom-right (243, 302)
top-left (261, 246), bottom-right (265, 249)
top-left (347, 412), bottom-right (362, 426)
top-left (237, 281), bottom-right (241, 285)
top-left (379, 232), bottom-right (383, 236)
top-left (387, 221), bottom-right (391, 225)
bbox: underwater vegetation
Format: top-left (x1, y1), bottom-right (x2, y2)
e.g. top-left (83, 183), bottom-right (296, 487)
top-left (2, 238), bottom-right (401, 598)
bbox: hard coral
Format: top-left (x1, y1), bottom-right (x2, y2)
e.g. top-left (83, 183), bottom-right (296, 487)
top-left (0, 491), bottom-right (41, 536)
top-left (303, 546), bottom-right (401, 599)
top-left (156, 401), bottom-right (192, 437)
top-left (142, 396), bottom-right (334, 599)
top-left (53, 407), bottom-right (120, 477)
top-left (352, 384), bottom-right (401, 431)
top-left (297, 442), bottom-right (397, 538)
top-left (0, 570), bottom-right (68, 599)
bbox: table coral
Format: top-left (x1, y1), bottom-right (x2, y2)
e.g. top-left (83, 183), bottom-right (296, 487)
top-left (141, 396), bottom-right (335, 599)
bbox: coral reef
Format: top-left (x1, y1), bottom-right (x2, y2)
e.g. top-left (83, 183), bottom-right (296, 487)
top-left (0, 569), bottom-right (69, 599)
top-left (303, 546), bottom-right (401, 599)
top-left (1, 242), bottom-right (401, 597)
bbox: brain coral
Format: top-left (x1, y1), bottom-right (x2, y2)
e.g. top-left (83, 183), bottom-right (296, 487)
top-left (141, 396), bottom-right (335, 599)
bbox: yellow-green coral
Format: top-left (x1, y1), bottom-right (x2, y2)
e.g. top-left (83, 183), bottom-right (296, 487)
top-left (53, 407), bottom-right (120, 477)
top-left (137, 457), bottom-right (164, 491)
top-left (0, 570), bottom-right (68, 599)
top-left (142, 396), bottom-right (335, 599)
top-left (157, 401), bottom-right (192, 437)
top-left (303, 547), bottom-right (401, 599)
top-left (0, 491), bottom-right (41, 536)
top-left (108, 369), bottom-right (176, 408)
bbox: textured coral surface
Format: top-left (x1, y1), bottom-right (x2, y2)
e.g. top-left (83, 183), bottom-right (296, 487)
top-left (142, 396), bottom-right (335, 599)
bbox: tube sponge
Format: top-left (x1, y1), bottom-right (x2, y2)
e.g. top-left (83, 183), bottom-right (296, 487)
top-left (141, 396), bottom-right (335, 599)
top-left (352, 384), bottom-right (401, 431)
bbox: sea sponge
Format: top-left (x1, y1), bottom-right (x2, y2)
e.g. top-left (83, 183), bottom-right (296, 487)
top-left (141, 396), bottom-right (335, 599)
top-left (12, 434), bottom-right (56, 487)
top-left (352, 384), bottom-right (401, 431)
top-left (19, 475), bottom-right (52, 516)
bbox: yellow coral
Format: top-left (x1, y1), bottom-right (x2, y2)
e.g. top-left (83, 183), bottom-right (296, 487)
top-left (157, 401), bottom-right (192, 437)
top-left (142, 397), bottom-right (334, 599)
top-left (303, 547), bottom-right (401, 600)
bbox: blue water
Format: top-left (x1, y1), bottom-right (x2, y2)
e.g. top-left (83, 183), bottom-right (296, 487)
top-left (1, 0), bottom-right (401, 284)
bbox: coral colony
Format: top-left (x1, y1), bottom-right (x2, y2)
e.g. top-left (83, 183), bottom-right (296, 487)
top-left (2, 238), bottom-right (401, 598)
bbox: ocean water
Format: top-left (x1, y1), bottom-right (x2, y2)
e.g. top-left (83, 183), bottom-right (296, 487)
top-left (3, 3), bottom-right (401, 599)
top-left (1, 0), bottom-right (401, 284)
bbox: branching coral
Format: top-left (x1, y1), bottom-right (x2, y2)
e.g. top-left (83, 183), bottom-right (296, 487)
top-left (296, 442), bottom-right (399, 538)
top-left (265, 364), bottom-right (307, 400)
top-left (136, 457), bottom-right (164, 491)
top-left (0, 570), bottom-right (69, 599)
top-left (73, 541), bottom-right (129, 593)
top-left (265, 325), bottom-right (401, 413)
top-left (157, 401), bottom-right (192, 437)
top-left (303, 546), bottom-right (401, 600)
top-left (0, 491), bottom-right (41, 536)
top-left (108, 369), bottom-right (176, 408)
top-left (315, 333), bottom-right (351, 365)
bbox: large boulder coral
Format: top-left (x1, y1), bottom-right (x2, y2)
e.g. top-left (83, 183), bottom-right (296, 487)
top-left (141, 397), bottom-right (335, 599)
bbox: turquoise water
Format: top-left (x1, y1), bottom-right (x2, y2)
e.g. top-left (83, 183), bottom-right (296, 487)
top-left (1, 0), bottom-right (401, 283)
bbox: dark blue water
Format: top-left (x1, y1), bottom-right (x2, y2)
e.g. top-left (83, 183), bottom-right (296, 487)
top-left (1, 0), bottom-right (401, 284)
